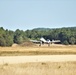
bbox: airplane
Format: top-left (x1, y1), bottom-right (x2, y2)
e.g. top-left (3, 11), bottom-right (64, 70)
top-left (30, 37), bottom-right (51, 44)
top-left (30, 37), bottom-right (61, 45)
top-left (40, 37), bottom-right (51, 44)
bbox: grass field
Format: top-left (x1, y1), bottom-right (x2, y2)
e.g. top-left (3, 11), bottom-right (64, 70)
top-left (0, 44), bottom-right (76, 75)
top-left (0, 62), bottom-right (76, 75)
top-left (0, 44), bottom-right (76, 56)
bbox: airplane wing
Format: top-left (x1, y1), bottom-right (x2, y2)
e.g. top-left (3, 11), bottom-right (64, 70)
top-left (30, 40), bottom-right (40, 43)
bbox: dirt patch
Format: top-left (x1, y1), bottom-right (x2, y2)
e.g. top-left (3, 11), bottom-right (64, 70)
top-left (20, 42), bottom-right (37, 47)
top-left (12, 43), bottom-right (19, 47)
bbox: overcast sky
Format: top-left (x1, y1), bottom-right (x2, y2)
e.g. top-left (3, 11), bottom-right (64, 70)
top-left (0, 0), bottom-right (76, 31)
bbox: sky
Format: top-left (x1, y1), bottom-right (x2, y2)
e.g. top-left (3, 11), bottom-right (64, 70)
top-left (0, 0), bottom-right (76, 31)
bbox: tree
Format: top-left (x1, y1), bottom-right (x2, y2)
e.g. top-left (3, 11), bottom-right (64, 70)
top-left (63, 40), bottom-right (69, 45)
top-left (0, 27), bottom-right (76, 46)
top-left (14, 29), bottom-right (29, 44)
top-left (69, 37), bottom-right (76, 45)
top-left (59, 32), bottom-right (69, 44)
top-left (0, 36), bottom-right (6, 46)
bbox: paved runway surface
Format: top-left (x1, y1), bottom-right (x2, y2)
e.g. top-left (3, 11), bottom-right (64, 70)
top-left (0, 55), bottom-right (76, 64)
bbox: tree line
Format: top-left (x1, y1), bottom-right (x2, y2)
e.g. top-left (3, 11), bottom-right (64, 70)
top-left (0, 27), bottom-right (76, 46)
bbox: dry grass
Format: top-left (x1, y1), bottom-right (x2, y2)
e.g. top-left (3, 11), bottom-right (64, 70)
top-left (0, 44), bottom-right (76, 56)
top-left (0, 44), bottom-right (76, 75)
top-left (0, 62), bottom-right (76, 75)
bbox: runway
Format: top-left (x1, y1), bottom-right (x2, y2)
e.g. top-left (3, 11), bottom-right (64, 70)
top-left (0, 55), bottom-right (76, 64)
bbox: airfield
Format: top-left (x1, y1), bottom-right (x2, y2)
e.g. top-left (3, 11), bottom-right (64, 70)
top-left (0, 44), bottom-right (76, 75)
top-left (0, 44), bottom-right (76, 56)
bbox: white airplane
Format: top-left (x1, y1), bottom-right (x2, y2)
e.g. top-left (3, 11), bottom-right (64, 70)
top-left (30, 37), bottom-right (61, 44)
top-left (40, 37), bottom-right (51, 44)
top-left (30, 37), bottom-right (51, 44)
